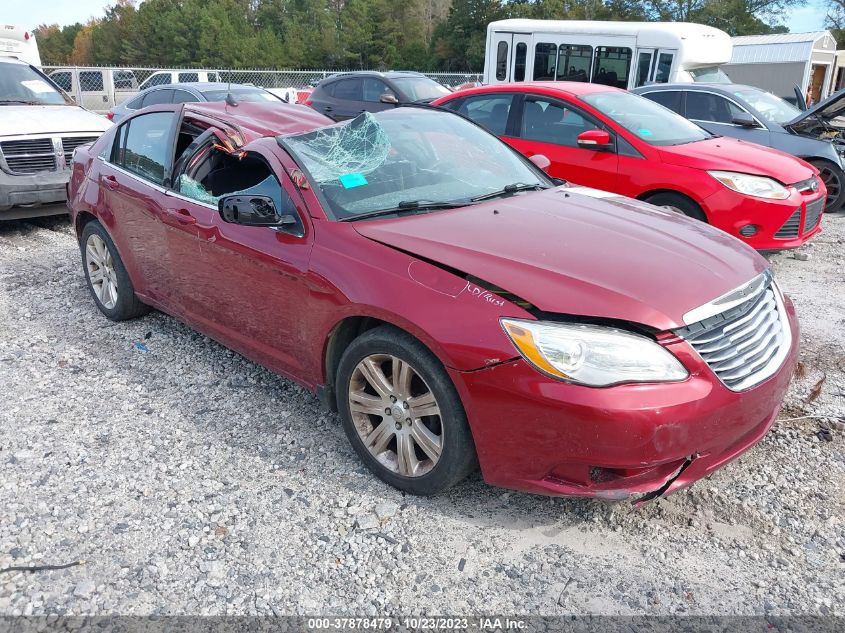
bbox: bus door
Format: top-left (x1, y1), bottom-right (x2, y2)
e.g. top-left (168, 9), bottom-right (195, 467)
top-left (490, 32), bottom-right (530, 84)
top-left (633, 48), bottom-right (677, 87)
top-left (511, 34), bottom-right (531, 83)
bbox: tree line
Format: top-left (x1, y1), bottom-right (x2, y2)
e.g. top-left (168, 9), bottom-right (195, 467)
top-left (34, 0), bottom-right (804, 72)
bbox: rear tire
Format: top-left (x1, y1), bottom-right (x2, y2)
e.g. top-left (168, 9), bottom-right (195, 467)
top-left (336, 325), bottom-right (477, 496)
top-left (80, 221), bottom-right (150, 321)
top-left (644, 192), bottom-right (708, 222)
top-left (807, 159), bottom-right (845, 213)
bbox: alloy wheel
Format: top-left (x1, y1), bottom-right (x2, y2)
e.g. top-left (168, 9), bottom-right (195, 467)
top-left (817, 166), bottom-right (841, 208)
top-left (348, 354), bottom-right (443, 477)
top-left (85, 233), bottom-right (118, 309)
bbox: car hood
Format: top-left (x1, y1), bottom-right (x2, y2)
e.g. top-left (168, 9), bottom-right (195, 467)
top-left (658, 136), bottom-right (814, 184)
top-left (353, 187), bottom-right (768, 331)
top-left (787, 87), bottom-right (845, 127)
top-left (0, 105), bottom-right (111, 137)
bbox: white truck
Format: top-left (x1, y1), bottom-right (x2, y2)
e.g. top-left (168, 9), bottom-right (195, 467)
top-left (0, 56), bottom-right (111, 220)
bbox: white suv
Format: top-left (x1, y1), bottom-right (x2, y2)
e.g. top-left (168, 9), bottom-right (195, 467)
top-left (0, 57), bottom-right (111, 220)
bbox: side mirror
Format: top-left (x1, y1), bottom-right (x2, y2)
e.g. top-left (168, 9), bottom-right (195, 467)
top-left (731, 112), bottom-right (756, 127)
top-left (576, 129), bottom-right (613, 150)
top-left (380, 93), bottom-right (399, 105)
top-left (528, 154), bottom-right (551, 173)
top-left (218, 194), bottom-right (298, 229)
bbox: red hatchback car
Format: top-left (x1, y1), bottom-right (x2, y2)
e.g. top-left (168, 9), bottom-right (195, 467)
top-left (433, 82), bottom-right (825, 251)
top-left (67, 102), bottom-right (798, 501)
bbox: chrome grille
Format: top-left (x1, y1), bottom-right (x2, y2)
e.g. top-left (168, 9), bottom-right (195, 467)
top-left (677, 273), bottom-right (791, 391)
top-left (0, 138), bottom-right (56, 174)
top-left (62, 136), bottom-right (98, 165)
top-left (792, 176), bottom-right (819, 193)
top-left (804, 198), bottom-right (824, 232)
top-left (774, 209), bottom-right (801, 239)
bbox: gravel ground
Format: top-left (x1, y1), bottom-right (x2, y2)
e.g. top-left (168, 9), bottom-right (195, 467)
top-left (0, 212), bottom-right (843, 617)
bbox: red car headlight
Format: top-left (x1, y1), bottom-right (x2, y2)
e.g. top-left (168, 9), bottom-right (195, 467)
top-left (501, 319), bottom-right (688, 387)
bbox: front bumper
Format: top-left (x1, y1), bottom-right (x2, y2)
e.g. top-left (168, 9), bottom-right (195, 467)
top-left (702, 186), bottom-right (824, 250)
top-left (0, 168), bottom-right (70, 213)
top-left (450, 297), bottom-right (799, 500)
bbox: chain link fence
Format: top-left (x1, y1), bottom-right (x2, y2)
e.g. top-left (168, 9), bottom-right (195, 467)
top-left (41, 66), bottom-right (483, 113)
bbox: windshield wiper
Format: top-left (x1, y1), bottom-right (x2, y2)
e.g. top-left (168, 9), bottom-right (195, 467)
top-left (339, 200), bottom-right (468, 222)
top-left (471, 182), bottom-right (549, 202)
top-left (0, 99), bottom-right (42, 105)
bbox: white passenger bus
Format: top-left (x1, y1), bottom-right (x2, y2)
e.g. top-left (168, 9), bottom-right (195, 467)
top-left (484, 20), bottom-right (732, 90)
top-left (0, 24), bottom-right (41, 66)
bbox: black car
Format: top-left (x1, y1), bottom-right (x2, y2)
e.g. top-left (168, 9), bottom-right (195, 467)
top-left (634, 83), bottom-right (845, 212)
top-left (306, 71), bottom-right (451, 121)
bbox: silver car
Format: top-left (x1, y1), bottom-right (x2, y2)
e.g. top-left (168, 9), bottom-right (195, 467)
top-left (108, 82), bottom-right (286, 123)
top-left (634, 83), bottom-right (845, 212)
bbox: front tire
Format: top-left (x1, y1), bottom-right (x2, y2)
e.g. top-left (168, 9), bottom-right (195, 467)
top-left (644, 192), bottom-right (708, 222)
top-left (80, 221), bottom-right (150, 321)
top-left (336, 326), bottom-right (477, 496)
top-left (807, 159), bottom-right (845, 212)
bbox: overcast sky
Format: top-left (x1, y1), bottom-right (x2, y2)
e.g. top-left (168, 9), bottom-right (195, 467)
top-left (3, 0), bottom-right (830, 35)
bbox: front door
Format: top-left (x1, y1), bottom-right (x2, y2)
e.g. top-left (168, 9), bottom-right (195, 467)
top-left (490, 32), bottom-right (518, 84)
top-left (164, 137), bottom-right (315, 377)
top-left (633, 49), bottom-right (656, 88)
top-left (508, 94), bottom-right (618, 190)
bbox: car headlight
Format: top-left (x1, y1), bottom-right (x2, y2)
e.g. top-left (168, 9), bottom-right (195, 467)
top-left (708, 170), bottom-right (790, 200)
top-left (501, 319), bottom-right (688, 387)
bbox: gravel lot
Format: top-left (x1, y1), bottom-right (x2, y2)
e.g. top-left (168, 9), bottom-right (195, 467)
top-left (0, 211), bottom-right (843, 617)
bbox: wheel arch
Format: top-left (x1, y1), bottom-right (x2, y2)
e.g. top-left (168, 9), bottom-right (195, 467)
top-left (75, 210), bottom-right (99, 241)
top-left (320, 312), bottom-right (457, 413)
top-left (637, 189), bottom-right (708, 222)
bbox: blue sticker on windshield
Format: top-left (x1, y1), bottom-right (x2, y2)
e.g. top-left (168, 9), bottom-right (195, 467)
top-left (339, 173), bottom-right (368, 189)
top-left (638, 128), bottom-right (653, 137)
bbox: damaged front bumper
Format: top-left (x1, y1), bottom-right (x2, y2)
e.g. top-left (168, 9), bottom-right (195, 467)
top-left (448, 299), bottom-right (799, 502)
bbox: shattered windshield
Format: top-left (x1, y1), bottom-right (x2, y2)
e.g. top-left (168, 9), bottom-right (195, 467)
top-left (280, 108), bottom-right (549, 220)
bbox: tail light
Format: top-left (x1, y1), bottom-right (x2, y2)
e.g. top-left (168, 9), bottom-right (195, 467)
top-left (24, 31), bottom-right (30, 41)
top-left (106, 111), bottom-right (114, 121)
top-left (303, 98), bottom-right (313, 106)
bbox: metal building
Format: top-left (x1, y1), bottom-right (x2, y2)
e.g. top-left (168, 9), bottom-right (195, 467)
top-left (722, 31), bottom-right (837, 105)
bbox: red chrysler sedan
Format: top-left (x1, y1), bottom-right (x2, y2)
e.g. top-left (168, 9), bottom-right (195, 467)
top-left (67, 101), bottom-right (798, 501)
top-left (433, 83), bottom-right (825, 251)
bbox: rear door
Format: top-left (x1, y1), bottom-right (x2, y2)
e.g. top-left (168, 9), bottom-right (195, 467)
top-left (329, 78), bottom-right (365, 120)
top-left (446, 92), bottom-right (516, 137)
top-left (98, 110), bottom-right (179, 304)
top-left (508, 93), bottom-right (618, 189)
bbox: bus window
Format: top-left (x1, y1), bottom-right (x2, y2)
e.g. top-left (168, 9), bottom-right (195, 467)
top-left (514, 43), bottom-right (527, 81)
top-left (655, 52), bottom-right (674, 83)
top-left (593, 47), bottom-right (632, 88)
top-left (533, 43), bottom-right (557, 81)
top-left (557, 44), bottom-right (591, 82)
top-left (496, 41), bottom-right (508, 81)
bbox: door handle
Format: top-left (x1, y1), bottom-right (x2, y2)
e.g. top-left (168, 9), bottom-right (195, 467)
top-left (103, 175), bottom-right (119, 190)
top-left (164, 208), bottom-right (197, 226)
top-left (323, 106), bottom-right (332, 112)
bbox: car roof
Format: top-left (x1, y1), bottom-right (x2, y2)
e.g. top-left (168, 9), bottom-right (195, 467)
top-left (0, 56), bottom-right (27, 66)
top-left (185, 102), bottom-right (331, 140)
top-left (448, 81), bottom-right (623, 99)
top-left (143, 82), bottom-right (264, 93)
top-left (635, 83), bottom-right (757, 92)
top-left (323, 70), bottom-right (427, 82)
